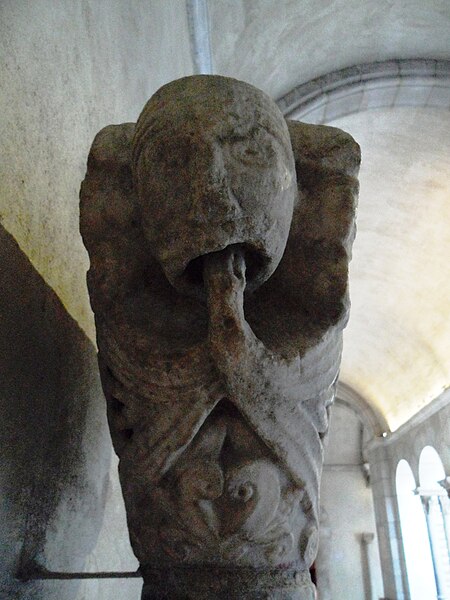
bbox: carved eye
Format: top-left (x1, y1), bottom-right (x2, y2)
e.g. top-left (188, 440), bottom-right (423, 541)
top-left (229, 139), bottom-right (273, 167)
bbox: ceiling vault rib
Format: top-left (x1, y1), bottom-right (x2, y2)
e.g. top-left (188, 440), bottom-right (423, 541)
top-left (278, 58), bottom-right (450, 123)
top-left (336, 382), bottom-right (390, 439)
top-left (186, 0), bottom-right (213, 75)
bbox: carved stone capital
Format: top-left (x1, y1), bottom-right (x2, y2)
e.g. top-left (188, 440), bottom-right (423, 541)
top-left (80, 75), bottom-right (359, 598)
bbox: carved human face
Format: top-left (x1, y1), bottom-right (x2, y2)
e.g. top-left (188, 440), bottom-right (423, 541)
top-left (132, 76), bottom-right (298, 297)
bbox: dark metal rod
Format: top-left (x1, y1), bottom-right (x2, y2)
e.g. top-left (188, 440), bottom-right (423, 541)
top-left (18, 569), bottom-right (141, 581)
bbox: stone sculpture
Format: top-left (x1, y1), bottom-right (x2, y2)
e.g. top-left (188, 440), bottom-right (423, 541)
top-left (80, 75), bottom-right (360, 599)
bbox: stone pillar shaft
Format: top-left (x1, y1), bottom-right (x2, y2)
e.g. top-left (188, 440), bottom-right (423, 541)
top-left (366, 444), bottom-right (410, 600)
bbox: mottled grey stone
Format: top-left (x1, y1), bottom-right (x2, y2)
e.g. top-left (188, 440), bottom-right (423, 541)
top-left (140, 565), bottom-right (315, 599)
top-left (80, 75), bottom-right (360, 598)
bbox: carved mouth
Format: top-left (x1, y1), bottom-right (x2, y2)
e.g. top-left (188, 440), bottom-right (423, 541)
top-left (180, 243), bottom-right (270, 299)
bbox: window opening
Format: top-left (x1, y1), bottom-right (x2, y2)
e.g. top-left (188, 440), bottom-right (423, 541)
top-left (396, 459), bottom-right (437, 599)
top-left (418, 446), bottom-right (450, 600)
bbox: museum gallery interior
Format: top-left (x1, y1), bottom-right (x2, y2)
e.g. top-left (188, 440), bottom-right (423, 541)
top-left (1, 2), bottom-right (450, 599)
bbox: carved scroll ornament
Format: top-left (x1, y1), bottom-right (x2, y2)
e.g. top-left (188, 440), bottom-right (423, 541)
top-left (80, 75), bottom-right (359, 599)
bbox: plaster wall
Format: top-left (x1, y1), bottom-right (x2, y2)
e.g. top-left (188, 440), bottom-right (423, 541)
top-left (0, 225), bottom-right (141, 599)
top-left (72, 452), bottom-right (141, 600)
top-left (0, 225), bottom-right (111, 599)
top-left (0, 4), bottom-right (192, 596)
top-left (317, 404), bottom-right (384, 600)
top-left (0, 0), bottom-right (193, 342)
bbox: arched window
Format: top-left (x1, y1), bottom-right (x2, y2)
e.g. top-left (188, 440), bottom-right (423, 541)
top-left (418, 446), bottom-right (450, 599)
top-left (396, 459), bottom-right (437, 599)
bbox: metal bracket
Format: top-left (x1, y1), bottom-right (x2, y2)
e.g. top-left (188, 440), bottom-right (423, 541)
top-left (16, 559), bottom-right (141, 581)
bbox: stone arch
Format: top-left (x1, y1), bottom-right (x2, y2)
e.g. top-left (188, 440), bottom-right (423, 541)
top-left (277, 58), bottom-right (450, 123)
top-left (419, 445), bottom-right (446, 490)
top-left (336, 381), bottom-right (389, 440)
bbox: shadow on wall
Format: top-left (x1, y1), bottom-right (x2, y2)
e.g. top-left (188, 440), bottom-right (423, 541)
top-left (0, 224), bottom-right (111, 599)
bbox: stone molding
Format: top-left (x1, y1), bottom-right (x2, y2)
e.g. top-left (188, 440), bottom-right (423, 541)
top-left (336, 381), bottom-right (389, 439)
top-left (369, 386), bottom-right (450, 450)
top-left (278, 59), bottom-right (450, 123)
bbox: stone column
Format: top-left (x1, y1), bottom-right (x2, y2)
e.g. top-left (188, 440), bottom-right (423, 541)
top-left (80, 75), bottom-right (359, 599)
top-left (420, 495), bottom-right (444, 599)
top-left (438, 479), bottom-right (450, 555)
top-left (360, 532), bottom-right (375, 600)
top-left (366, 443), bottom-right (410, 600)
top-left (439, 477), bottom-right (450, 499)
top-left (419, 493), bottom-right (450, 600)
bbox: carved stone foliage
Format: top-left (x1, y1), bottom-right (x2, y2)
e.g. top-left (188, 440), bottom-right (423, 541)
top-left (80, 75), bottom-right (359, 594)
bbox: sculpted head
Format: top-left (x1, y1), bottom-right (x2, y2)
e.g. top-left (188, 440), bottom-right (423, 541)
top-left (132, 75), bottom-right (297, 297)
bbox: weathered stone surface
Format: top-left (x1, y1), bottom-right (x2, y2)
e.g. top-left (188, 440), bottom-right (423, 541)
top-left (80, 75), bottom-right (359, 598)
top-left (140, 565), bottom-right (316, 599)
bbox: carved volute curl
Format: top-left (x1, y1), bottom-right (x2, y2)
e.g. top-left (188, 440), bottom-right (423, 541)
top-left (80, 75), bottom-right (360, 599)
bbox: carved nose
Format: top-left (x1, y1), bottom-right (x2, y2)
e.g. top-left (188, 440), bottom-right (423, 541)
top-left (187, 188), bottom-right (242, 225)
top-left (187, 148), bottom-right (243, 225)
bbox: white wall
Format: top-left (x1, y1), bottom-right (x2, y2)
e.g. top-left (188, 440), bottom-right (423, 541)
top-left (0, 0), bottom-right (193, 342)
top-left (0, 3), bottom-right (193, 599)
top-left (317, 403), bottom-right (384, 600)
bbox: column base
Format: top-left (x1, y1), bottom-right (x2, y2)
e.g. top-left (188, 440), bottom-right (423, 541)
top-left (140, 565), bottom-right (316, 599)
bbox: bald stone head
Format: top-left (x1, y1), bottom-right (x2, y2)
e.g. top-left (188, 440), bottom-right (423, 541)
top-left (132, 75), bottom-right (297, 297)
